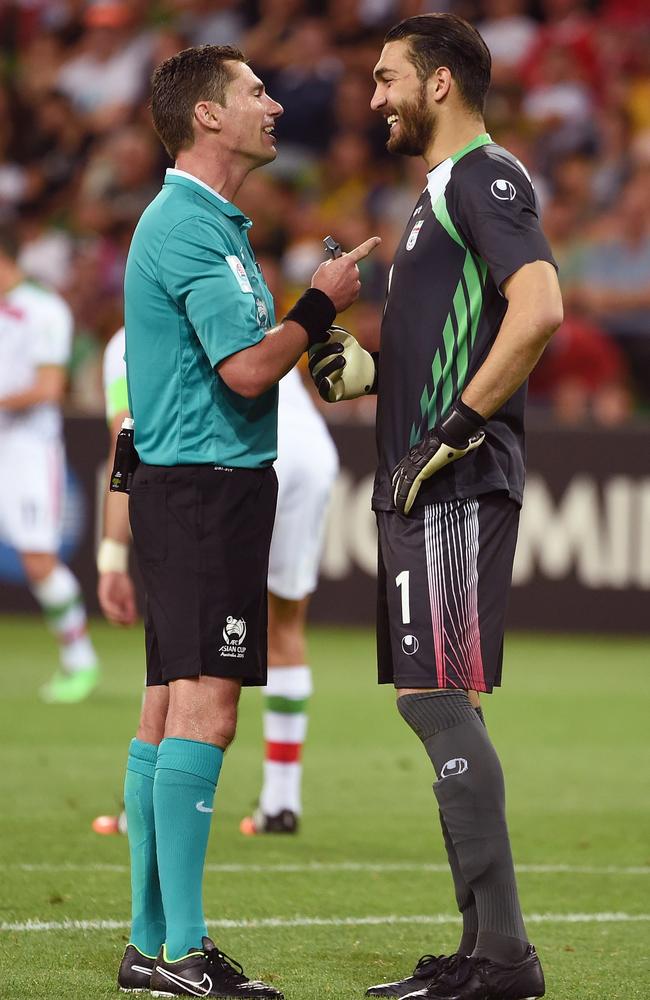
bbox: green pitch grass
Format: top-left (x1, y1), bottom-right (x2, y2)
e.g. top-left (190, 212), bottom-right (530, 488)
top-left (0, 616), bottom-right (649, 999)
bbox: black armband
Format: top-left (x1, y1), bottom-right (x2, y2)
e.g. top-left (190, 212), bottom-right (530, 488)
top-left (283, 288), bottom-right (336, 348)
top-left (438, 399), bottom-right (486, 449)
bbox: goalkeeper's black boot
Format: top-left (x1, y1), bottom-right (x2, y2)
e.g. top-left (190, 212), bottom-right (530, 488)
top-left (366, 953), bottom-right (463, 997)
top-left (118, 945), bottom-right (154, 993)
top-left (150, 937), bottom-right (284, 998)
top-left (402, 945), bottom-right (544, 1000)
top-left (240, 806), bottom-right (298, 836)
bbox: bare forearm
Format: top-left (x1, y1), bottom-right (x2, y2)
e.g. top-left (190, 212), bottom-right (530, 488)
top-left (462, 260), bottom-right (563, 418)
top-left (462, 309), bottom-right (554, 417)
top-left (218, 237), bottom-right (381, 398)
top-left (103, 472), bottom-right (131, 544)
top-left (0, 367), bottom-right (65, 411)
top-left (0, 387), bottom-right (58, 411)
top-left (219, 320), bottom-right (308, 398)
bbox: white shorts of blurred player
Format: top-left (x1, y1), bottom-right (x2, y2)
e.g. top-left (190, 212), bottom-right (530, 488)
top-left (268, 369), bottom-right (339, 600)
top-left (0, 432), bottom-right (64, 554)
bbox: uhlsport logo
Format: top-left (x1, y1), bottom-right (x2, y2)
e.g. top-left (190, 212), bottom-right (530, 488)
top-left (219, 616), bottom-right (247, 659)
top-left (440, 757), bottom-right (468, 779)
top-left (491, 178), bottom-right (516, 201)
top-left (401, 634), bottom-right (419, 655)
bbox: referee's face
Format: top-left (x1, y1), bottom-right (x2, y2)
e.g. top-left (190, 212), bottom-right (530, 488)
top-left (218, 61), bottom-right (283, 168)
top-left (371, 40), bottom-right (436, 158)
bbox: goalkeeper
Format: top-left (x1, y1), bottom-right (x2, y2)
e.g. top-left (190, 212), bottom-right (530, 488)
top-left (309, 13), bottom-right (563, 1000)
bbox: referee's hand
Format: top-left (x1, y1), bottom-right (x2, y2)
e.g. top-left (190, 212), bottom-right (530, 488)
top-left (311, 237), bottom-right (381, 313)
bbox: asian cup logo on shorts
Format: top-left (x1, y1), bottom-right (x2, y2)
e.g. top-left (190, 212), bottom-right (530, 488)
top-left (219, 616), bottom-right (247, 659)
top-left (440, 757), bottom-right (468, 779)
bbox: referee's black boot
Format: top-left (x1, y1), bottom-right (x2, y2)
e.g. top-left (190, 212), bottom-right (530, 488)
top-left (366, 953), bottom-right (462, 997)
top-left (150, 937), bottom-right (284, 998)
top-left (402, 945), bottom-right (545, 1000)
top-left (117, 945), bottom-right (154, 992)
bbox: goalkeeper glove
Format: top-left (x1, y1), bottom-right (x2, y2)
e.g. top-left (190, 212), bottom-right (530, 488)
top-left (392, 400), bottom-right (486, 515)
top-left (308, 325), bottom-right (377, 402)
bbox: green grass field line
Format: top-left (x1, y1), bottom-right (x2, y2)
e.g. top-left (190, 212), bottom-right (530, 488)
top-left (0, 617), bottom-right (649, 998)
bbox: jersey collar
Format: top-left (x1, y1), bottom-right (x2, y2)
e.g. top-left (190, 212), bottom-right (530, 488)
top-left (427, 132), bottom-right (493, 177)
top-left (164, 168), bottom-right (252, 228)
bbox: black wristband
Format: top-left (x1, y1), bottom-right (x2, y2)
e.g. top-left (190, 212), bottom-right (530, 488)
top-left (438, 399), bottom-right (486, 448)
top-left (283, 288), bottom-right (336, 348)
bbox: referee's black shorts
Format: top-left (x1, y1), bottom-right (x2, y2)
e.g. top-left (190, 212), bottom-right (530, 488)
top-left (129, 463), bottom-right (278, 687)
top-left (376, 492), bottom-right (520, 693)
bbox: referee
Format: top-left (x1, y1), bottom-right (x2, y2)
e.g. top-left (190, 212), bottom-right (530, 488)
top-left (117, 44), bottom-right (378, 997)
top-left (311, 15), bottom-right (562, 1000)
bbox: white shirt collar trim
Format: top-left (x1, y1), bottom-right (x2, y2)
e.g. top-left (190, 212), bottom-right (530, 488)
top-left (166, 167), bottom-right (228, 203)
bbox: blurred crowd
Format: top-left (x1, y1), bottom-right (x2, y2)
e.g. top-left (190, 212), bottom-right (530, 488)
top-left (1, 0), bottom-right (650, 424)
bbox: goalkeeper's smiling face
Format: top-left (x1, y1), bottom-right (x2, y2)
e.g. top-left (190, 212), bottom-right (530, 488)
top-left (371, 39), bottom-right (437, 158)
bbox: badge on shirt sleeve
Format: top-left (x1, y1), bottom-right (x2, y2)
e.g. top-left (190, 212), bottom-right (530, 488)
top-left (225, 255), bottom-right (253, 293)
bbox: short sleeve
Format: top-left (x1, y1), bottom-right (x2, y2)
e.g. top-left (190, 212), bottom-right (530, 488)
top-left (29, 291), bottom-right (74, 367)
top-left (103, 327), bottom-right (129, 422)
top-left (157, 218), bottom-right (265, 368)
top-left (450, 154), bottom-right (556, 291)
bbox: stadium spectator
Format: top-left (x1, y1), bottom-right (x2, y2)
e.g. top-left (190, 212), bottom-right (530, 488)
top-left (477, 0), bottom-right (539, 84)
top-left (567, 172), bottom-right (650, 401)
top-left (528, 314), bottom-right (633, 424)
top-left (0, 0), bottom-right (649, 420)
top-left (56, 1), bottom-right (153, 134)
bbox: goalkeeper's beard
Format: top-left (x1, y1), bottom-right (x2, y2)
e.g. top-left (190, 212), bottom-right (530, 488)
top-left (387, 87), bottom-right (437, 157)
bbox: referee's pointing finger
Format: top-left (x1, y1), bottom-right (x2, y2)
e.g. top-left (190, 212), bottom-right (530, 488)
top-left (346, 237), bottom-right (382, 262)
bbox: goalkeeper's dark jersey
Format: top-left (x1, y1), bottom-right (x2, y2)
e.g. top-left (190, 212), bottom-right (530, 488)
top-left (372, 133), bottom-right (556, 512)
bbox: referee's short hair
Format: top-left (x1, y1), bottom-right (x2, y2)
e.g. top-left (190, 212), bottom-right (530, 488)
top-left (385, 14), bottom-right (491, 116)
top-left (151, 44), bottom-right (246, 159)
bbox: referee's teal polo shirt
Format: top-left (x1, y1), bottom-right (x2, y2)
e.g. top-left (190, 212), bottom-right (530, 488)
top-left (124, 168), bottom-right (277, 467)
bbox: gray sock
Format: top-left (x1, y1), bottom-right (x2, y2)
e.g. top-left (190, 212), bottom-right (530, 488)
top-left (439, 811), bottom-right (478, 955)
top-left (438, 705), bottom-right (485, 956)
top-left (398, 690), bottom-right (528, 965)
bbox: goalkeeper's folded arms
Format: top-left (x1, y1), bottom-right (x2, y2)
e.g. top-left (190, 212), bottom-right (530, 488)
top-left (308, 325), bottom-right (376, 402)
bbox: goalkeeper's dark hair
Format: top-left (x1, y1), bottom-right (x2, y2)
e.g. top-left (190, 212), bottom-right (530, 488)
top-left (385, 14), bottom-right (491, 116)
top-left (151, 44), bottom-right (246, 159)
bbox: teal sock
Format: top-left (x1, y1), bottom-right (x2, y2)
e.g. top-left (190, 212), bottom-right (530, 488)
top-left (124, 739), bottom-right (166, 957)
top-left (154, 737), bottom-right (224, 961)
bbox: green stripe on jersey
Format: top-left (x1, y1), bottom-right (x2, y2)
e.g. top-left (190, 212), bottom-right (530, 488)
top-left (265, 695), bottom-right (309, 715)
top-left (419, 249), bottom-right (488, 438)
top-left (411, 134), bottom-right (492, 445)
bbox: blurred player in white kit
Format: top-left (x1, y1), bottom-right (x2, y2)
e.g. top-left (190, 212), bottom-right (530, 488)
top-left (98, 327), bottom-right (338, 832)
top-left (0, 228), bottom-right (100, 703)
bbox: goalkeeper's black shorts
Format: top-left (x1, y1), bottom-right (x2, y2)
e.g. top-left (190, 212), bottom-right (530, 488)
top-left (129, 462), bottom-right (277, 687)
top-left (376, 491), bottom-right (520, 693)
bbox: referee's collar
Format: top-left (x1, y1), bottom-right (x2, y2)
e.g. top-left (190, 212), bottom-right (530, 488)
top-left (164, 168), bottom-right (252, 228)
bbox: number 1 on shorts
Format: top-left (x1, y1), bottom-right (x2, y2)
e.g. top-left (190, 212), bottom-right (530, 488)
top-left (395, 570), bottom-right (411, 624)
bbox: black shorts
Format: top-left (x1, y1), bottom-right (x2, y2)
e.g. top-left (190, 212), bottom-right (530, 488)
top-left (129, 463), bottom-right (278, 687)
top-left (376, 493), bottom-right (520, 693)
